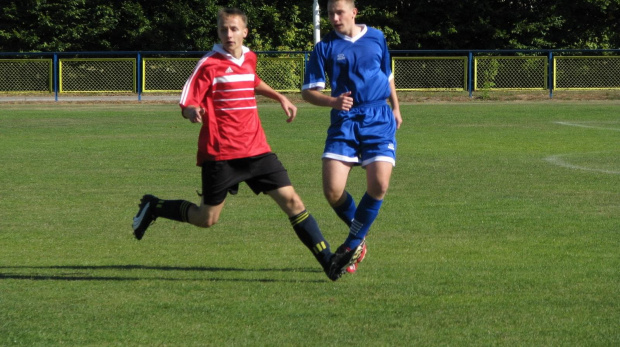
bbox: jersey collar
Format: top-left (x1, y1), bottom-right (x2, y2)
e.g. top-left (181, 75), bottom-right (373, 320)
top-left (335, 24), bottom-right (367, 43)
top-left (212, 44), bottom-right (250, 66)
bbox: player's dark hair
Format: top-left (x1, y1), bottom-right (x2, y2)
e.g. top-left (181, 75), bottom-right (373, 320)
top-left (327, 0), bottom-right (356, 7)
top-left (217, 8), bottom-right (248, 27)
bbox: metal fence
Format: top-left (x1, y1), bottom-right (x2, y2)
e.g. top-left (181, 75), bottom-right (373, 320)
top-left (1, 49), bottom-right (620, 100)
top-left (59, 58), bottom-right (136, 92)
top-left (554, 56), bottom-right (620, 89)
top-left (473, 56), bottom-right (547, 90)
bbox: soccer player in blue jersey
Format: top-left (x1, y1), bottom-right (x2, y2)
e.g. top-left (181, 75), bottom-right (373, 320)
top-left (301, 0), bottom-right (402, 278)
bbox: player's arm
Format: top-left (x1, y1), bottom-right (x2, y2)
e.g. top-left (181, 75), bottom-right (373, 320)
top-left (179, 59), bottom-right (211, 124)
top-left (388, 78), bottom-right (402, 129)
top-left (301, 88), bottom-right (354, 112)
top-left (255, 80), bottom-right (297, 123)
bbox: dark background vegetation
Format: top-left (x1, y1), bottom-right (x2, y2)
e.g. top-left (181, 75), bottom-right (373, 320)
top-left (1, 0), bottom-right (619, 52)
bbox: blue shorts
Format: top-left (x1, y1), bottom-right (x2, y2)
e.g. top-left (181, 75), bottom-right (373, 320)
top-left (323, 100), bottom-right (397, 167)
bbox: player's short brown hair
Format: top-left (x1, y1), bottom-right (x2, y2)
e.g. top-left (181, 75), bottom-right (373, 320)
top-left (217, 8), bottom-right (248, 27)
top-left (327, 0), bottom-right (356, 6)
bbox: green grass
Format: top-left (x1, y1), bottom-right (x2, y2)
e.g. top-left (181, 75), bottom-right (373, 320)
top-left (1, 101), bottom-right (619, 346)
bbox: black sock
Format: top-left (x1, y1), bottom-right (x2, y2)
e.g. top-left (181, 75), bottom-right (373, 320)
top-left (153, 199), bottom-right (195, 223)
top-left (289, 210), bottom-right (332, 269)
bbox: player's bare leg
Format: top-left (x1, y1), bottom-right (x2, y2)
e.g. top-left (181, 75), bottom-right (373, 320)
top-left (132, 194), bottom-right (224, 240)
top-left (187, 197), bottom-right (226, 228)
top-left (365, 161), bottom-right (393, 200)
top-left (322, 159), bottom-right (353, 207)
top-left (344, 160), bottom-right (392, 273)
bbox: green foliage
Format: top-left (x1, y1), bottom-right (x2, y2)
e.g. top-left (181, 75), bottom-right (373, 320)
top-left (480, 59), bottom-right (500, 89)
top-left (0, 0), bottom-right (619, 51)
top-left (256, 57), bottom-right (305, 91)
top-left (242, 3), bottom-right (313, 51)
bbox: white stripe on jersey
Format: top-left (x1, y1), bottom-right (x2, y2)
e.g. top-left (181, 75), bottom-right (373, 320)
top-left (214, 97), bottom-right (256, 102)
top-left (213, 88), bottom-right (255, 93)
top-left (216, 106), bottom-right (258, 111)
top-left (179, 52), bottom-right (216, 105)
top-left (213, 74), bottom-right (255, 85)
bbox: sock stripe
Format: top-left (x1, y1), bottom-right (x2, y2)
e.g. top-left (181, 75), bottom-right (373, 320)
top-left (313, 241), bottom-right (327, 254)
top-left (289, 210), bottom-right (309, 226)
top-left (349, 219), bottom-right (363, 237)
top-left (180, 201), bottom-right (192, 223)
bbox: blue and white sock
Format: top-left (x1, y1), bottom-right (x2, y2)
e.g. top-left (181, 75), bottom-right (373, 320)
top-left (344, 192), bottom-right (383, 249)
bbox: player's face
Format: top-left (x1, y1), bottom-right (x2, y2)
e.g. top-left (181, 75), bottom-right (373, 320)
top-left (327, 0), bottom-right (357, 36)
top-left (217, 15), bottom-right (248, 58)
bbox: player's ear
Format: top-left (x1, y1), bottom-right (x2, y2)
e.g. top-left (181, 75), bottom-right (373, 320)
top-left (243, 27), bottom-right (248, 38)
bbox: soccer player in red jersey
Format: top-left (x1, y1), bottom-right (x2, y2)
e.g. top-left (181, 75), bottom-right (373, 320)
top-left (133, 8), bottom-right (343, 280)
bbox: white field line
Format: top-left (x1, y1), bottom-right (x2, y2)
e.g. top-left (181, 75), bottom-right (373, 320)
top-left (544, 154), bottom-right (620, 175)
top-left (546, 122), bottom-right (620, 174)
top-left (554, 121), bottom-right (620, 131)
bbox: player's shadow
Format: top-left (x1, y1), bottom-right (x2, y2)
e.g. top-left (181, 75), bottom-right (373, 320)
top-left (0, 265), bottom-right (325, 283)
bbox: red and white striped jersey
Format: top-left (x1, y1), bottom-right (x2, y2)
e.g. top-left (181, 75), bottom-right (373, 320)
top-left (180, 45), bottom-right (270, 164)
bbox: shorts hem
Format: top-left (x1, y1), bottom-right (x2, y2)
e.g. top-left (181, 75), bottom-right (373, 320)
top-left (361, 156), bottom-right (395, 167)
top-left (322, 153), bottom-right (361, 164)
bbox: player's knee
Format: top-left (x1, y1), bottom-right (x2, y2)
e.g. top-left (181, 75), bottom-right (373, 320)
top-left (323, 189), bottom-right (343, 207)
top-left (285, 194), bottom-right (305, 214)
top-left (367, 184), bottom-right (389, 200)
top-left (191, 207), bottom-right (220, 228)
top-left (295, 196), bottom-right (307, 212)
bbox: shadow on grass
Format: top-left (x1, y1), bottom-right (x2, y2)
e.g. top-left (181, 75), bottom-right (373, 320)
top-left (0, 265), bottom-right (326, 283)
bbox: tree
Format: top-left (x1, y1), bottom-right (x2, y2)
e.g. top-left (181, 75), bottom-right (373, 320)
top-left (0, 0), bottom-right (152, 51)
top-left (0, 0), bottom-right (618, 52)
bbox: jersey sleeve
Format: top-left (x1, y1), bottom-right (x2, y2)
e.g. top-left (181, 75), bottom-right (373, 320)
top-left (249, 52), bottom-right (262, 88)
top-left (302, 43), bottom-right (327, 90)
top-left (381, 36), bottom-right (394, 81)
top-left (179, 56), bottom-right (212, 108)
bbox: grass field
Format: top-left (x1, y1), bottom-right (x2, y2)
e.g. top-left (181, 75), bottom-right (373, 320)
top-left (0, 101), bottom-right (618, 345)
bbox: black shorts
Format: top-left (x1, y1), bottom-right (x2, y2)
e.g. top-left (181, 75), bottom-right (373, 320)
top-left (200, 152), bottom-right (292, 205)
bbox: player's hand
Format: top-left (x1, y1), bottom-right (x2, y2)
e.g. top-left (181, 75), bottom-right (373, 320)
top-left (393, 109), bottom-right (403, 129)
top-left (182, 106), bottom-right (204, 123)
top-left (281, 98), bottom-right (297, 123)
top-left (333, 91), bottom-right (354, 111)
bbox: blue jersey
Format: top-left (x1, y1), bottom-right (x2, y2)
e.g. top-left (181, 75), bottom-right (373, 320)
top-left (303, 25), bottom-right (393, 105)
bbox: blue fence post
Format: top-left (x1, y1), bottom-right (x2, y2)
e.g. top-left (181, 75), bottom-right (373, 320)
top-left (468, 51), bottom-right (473, 98)
top-left (303, 52), bottom-right (309, 90)
top-left (137, 52), bottom-right (142, 101)
top-left (548, 51), bottom-right (553, 99)
top-left (53, 53), bottom-right (58, 102)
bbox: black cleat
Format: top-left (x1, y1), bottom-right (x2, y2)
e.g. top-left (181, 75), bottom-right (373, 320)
top-left (132, 194), bottom-right (158, 240)
top-left (326, 240), bottom-right (366, 281)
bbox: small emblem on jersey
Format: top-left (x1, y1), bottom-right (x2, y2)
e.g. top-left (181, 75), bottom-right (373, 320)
top-left (225, 67), bottom-right (233, 73)
top-left (337, 53), bottom-right (346, 61)
top-left (387, 143), bottom-right (395, 151)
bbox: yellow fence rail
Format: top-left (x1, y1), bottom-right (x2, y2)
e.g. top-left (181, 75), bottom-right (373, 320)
top-left (2, 51), bottom-right (620, 97)
top-left (0, 59), bottom-right (52, 92)
top-left (554, 56), bottom-right (620, 90)
top-left (59, 58), bottom-right (136, 93)
top-left (474, 56), bottom-right (547, 90)
top-left (142, 58), bottom-right (197, 93)
top-left (393, 57), bottom-right (467, 91)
